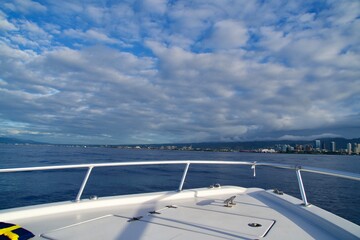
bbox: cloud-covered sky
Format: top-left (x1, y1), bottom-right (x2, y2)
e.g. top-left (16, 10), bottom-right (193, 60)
top-left (0, 0), bottom-right (359, 144)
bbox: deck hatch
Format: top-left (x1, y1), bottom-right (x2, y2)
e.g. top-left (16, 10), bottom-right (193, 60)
top-left (41, 204), bottom-right (275, 240)
top-left (146, 205), bottom-right (275, 239)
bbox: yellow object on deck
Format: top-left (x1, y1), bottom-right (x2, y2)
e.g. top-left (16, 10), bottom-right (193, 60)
top-left (0, 222), bottom-right (34, 240)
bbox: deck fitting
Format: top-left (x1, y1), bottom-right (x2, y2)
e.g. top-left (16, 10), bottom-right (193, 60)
top-left (248, 223), bottom-right (262, 227)
top-left (89, 195), bottom-right (98, 200)
top-left (166, 205), bottom-right (178, 208)
top-left (224, 195), bottom-right (236, 207)
top-left (127, 216), bottom-right (143, 222)
top-left (148, 211), bottom-right (161, 214)
top-left (273, 189), bottom-right (284, 195)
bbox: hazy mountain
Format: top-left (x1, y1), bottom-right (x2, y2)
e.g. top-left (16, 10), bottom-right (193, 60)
top-left (0, 137), bottom-right (45, 145)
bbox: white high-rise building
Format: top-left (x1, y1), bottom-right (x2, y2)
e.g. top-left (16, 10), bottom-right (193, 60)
top-left (331, 141), bottom-right (336, 152)
top-left (315, 140), bottom-right (321, 149)
top-left (354, 143), bottom-right (360, 154)
top-left (347, 143), bottom-right (352, 155)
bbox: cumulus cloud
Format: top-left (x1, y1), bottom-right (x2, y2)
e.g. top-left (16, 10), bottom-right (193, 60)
top-left (3, 0), bottom-right (47, 14)
top-left (63, 28), bottom-right (123, 45)
top-left (0, 11), bottom-right (17, 31)
top-left (0, 0), bottom-right (359, 144)
top-left (278, 133), bottom-right (342, 141)
top-left (203, 20), bottom-right (249, 50)
top-left (142, 0), bottom-right (167, 14)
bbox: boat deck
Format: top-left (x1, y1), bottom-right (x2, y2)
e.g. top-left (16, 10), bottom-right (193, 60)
top-left (1, 186), bottom-right (359, 239)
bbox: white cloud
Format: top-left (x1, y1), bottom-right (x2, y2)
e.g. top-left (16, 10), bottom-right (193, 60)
top-left (4, 0), bottom-right (47, 14)
top-left (85, 29), bottom-right (120, 44)
top-left (327, 1), bottom-right (360, 25)
top-left (85, 6), bottom-right (106, 24)
top-left (299, 13), bottom-right (315, 23)
top-left (0, 41), bottom-right (36, 59)
top-left (204, 20), bottom-right (249, 50)
top-left (63, 28), bottom-right (123, 45)
top-left (278, 133), bottom-right (342, 141)
top-left (142, 0), bottom-right (167, 14)
top-left (0, 12), bottom-right (17, 31)
top-left (259, 26), bottom-right (291, 52)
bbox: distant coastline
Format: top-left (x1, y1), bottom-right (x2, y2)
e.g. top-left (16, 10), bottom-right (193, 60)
top-left (2, 137), bottom-right (360, 155)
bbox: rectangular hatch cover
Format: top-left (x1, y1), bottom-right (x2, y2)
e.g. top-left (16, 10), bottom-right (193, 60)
top-left (41, 207), bottom-right (275, 239)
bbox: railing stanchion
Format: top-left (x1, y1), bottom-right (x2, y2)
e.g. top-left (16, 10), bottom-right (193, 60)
top-left (296, 166), bottom-right (309, 206)
top-left (251, 161), bottom-right (257, 177)
top-left (178, 162), bottom-right (190, 191)
top-left (75, 166), bottom-right (93, 202)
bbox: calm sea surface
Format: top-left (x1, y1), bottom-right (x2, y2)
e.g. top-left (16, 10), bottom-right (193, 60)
top-left (0, 145), bottom-right (359, 225)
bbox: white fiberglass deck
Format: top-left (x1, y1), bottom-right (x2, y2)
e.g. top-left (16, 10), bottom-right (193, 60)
top-left (1, 186), bottom-right (359, 240)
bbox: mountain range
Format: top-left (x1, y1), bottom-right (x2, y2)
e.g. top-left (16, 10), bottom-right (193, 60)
top-left (0, 137), bottom-right (45, 145)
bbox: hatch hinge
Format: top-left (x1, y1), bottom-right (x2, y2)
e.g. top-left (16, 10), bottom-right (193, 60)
top-left (127, 216), bottom-right (143, 222)
top-left (166, 205), bottom-right (178, 209)
top-left (148, 211), bottom-right (161, 215)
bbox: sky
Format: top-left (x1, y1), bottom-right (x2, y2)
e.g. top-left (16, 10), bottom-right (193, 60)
top-left (0, 0), bottom-right (359, 144)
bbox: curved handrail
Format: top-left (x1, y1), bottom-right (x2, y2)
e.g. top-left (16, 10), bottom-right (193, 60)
top-left (0, 160), bottom-right (254, 173)
top-left (254, 162), bottom-right (360, 181)
top-left (0, 160), bottom-right (359, 205)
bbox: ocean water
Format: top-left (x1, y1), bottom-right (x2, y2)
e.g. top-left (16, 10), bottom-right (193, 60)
top-left (0, 144), bottom-right (359, 225)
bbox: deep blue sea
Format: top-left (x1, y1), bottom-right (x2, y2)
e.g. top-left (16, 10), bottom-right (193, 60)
top-left (0, 145), bottom-right (359, 225)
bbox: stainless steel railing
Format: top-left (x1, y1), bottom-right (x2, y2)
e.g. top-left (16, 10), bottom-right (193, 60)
top-left (0, 160), bottom-right (359, 205)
